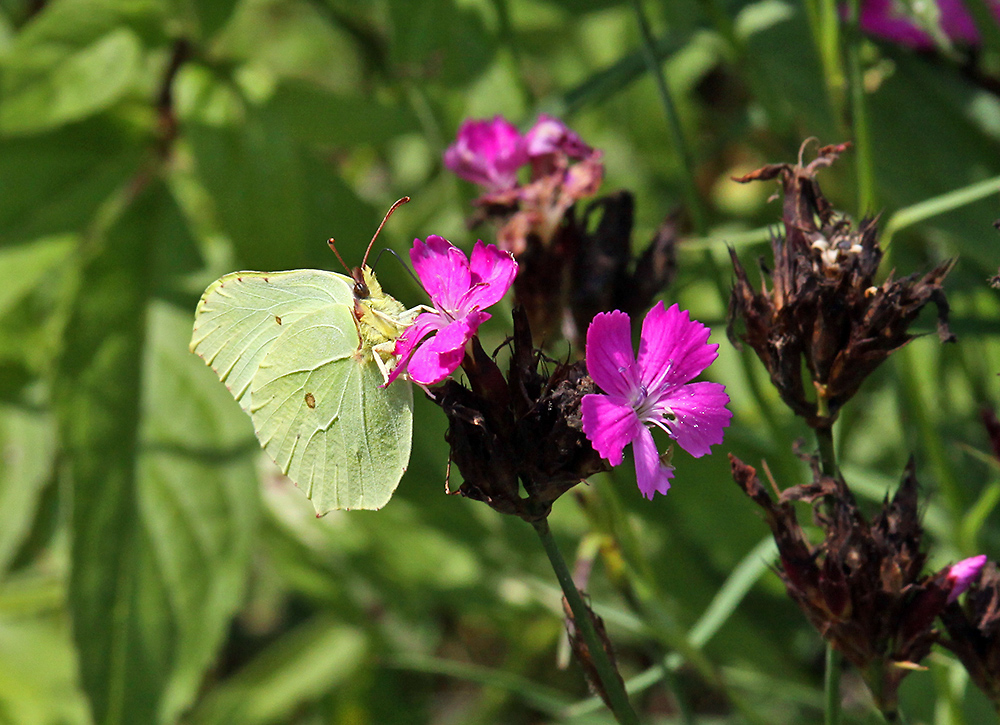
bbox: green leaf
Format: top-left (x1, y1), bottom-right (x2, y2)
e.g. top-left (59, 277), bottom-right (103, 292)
top-left (0, 236), bottom-right (74, 317)
top-left (4, 0), bottom-right (165, 50)
top-left (264, 81), bottom-right (418, 148)
top-left (56, 182), bottom-right (258, 724)
top-left (0, 404), bottom-right (56, 579)
top-left (0, 119), bottom-right (145, 242)
top-left (187, 617), bottom-right (368, 725)
top-left (386, 0), bottom-right (496, 86)
top-left (0, 616), bottom-right (91, 725)
top-left (0, 237), bottom-right (78, 400)
top-left (0, 27), bottom-right (143, 136)
top-left (187, 111), bottom-right (309, 270)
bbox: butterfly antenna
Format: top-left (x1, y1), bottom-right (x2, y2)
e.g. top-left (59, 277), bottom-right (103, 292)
top-left (363, 196), bottom-right (410, 267)
top-left (372, 247), bottom-right (428, 301)
top-left (326, 238), bottom-right (352, 274)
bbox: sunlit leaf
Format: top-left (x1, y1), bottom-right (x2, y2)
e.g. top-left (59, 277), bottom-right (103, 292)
top-left (0, 27), bottom-right (143, 135)
top-left (56, 183), bottom-right (257, 724)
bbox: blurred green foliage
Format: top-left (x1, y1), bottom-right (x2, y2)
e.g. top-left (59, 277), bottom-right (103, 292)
top-left (1, 0), bottom-right (999, 722)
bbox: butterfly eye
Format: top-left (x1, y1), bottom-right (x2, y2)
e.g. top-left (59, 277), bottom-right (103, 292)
top-left (352, 268), bottom-right (370, 299)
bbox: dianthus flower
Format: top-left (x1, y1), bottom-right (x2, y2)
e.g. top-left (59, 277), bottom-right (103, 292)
top-left (442, 116), bottom-right (527, 193)
top-left (582, 302), bottom-right (731, 499)
top-left (390, 236), bottom-right (516, 386)
top-left (858, 0), bottom-right (997, 48)
top-left (524, 114), bottom-right (593, 161)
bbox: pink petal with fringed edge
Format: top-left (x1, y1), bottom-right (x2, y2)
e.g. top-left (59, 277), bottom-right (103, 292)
top-left (462, 241), bottom-right (517, 310)
top-left (585, 310), bottom-right (639, 398)
top-left (657, 381), bottom-right (731, 458)
top-left (410, 236), bottom-right (470, 311)
top-left (638, 302), bottom-right (718, 391)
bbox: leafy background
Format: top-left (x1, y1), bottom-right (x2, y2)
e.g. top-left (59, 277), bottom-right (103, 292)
top-left (1, 0), bottom-right (999, 722)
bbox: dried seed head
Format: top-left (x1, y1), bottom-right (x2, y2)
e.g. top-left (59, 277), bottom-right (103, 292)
top-left (727, 141), bottom-right (955, 428)
top-left (731, 453), bottom-right (959, 716)
top-left (435, 308), bottom-right (609, 521)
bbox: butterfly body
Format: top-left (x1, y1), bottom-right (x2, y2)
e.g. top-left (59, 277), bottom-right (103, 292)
top-left (190, 267), bottom-right (418, 514)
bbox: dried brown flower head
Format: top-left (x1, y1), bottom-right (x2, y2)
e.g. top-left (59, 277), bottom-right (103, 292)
top-left (478, 188), bottom-right (676, 351)
top-left (727, 141), bottom-right (955, 428)
top-left (731, 453), bottom-right (961, 717)
top-left (434, 308), bottom-right (609, 521)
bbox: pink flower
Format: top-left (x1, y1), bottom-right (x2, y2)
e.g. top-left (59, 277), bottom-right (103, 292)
top-left (582, 302), bottom-right (732, 499)
top-left (524, 114), bottom-right (593, 160)
top-left (443, 116), bottom-right (527, 193)
top-left (391, 236), bottom-right (517, 386)
top-left (858, 0), bottom-right (999, 48)
top-left (947, 554), bottom-right (988, 603)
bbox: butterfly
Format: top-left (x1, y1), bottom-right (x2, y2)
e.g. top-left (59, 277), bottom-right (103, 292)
top-left (190, 198), bottom-right (420, 514)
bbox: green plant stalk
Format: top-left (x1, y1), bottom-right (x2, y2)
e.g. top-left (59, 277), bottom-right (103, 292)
top-left (629, 0), bottom-right (706, 235)
top-left (894, 346), bottom-right (964, 530)
top-left (842, 0), bottom-right (875, 211)
top-left (804, 0), bottom-right (846, 119)
top-left (816, 423), bottom-right (841, 725)
top-left (815, 423), bottom-right (837, 477)
top-left (584, 479), bottom-right (771, 725)
top-left (824, 643), bottom-right (842, 725)
top-left (583, 485), bottom-right (698, 725)
top-left (531, 518), bottom-right (640, 725)
top-left (881, 174), bottom-right (1000, 246)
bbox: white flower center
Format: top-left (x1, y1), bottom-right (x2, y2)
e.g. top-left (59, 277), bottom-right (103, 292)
top-left (632, 384), bottom-right (677, 435)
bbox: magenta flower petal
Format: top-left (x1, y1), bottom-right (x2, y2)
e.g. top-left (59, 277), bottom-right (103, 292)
top-left (659, 381), bottom-right (732, 458)
top-left (947, 554), bottom-right (988, 603)
top-left (582, 303), bottom-right (730, 499)
top-left (638, 302), bottom-right (719, 389)
top-left (525, 114), bottom-right (593, 160)
top-left (582, 394), bottom-right (641, 466)
top-left (393, 236), bottom-right (517, 385)
top-left (411, 236), bottom-right (472, 311)
top-left (443, 116), bottom-right (527, 192)
top-left (462, 240), bottom-right (518, 310)
top-left (632, 425), bottom-right (674, 499)
top-left (388, 317), bottom-right (442, 385)
top-left (405, 318), bottom-right (477, 385)
top-left (859, 0), bottom-right (935, 47)
top-left (585, 310), bottom-right (639, 398)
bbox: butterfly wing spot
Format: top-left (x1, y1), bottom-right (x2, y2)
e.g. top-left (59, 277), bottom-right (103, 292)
top-left (275, 315), bottom-right (282, 325)
top-left (305, 392), bottom-right (316, 409)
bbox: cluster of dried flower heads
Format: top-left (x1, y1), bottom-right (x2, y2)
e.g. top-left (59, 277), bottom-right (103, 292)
top-left (419, 117), bottom-right (999, 718)
top-left (726, 141), bottom-right (1000, 716)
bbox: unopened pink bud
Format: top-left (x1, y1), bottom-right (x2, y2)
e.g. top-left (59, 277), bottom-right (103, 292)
top-left (947, 555), bottom-right (988, 603)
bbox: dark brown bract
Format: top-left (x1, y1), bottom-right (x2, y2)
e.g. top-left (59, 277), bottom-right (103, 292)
top-left (476, 188), bottom-right (676, 351)
top-left (434, 308), bottom-right (609, 521)
top-left (727, 141), bottom-right (955, 428)
top-left (731, 454), bottom-right (957, 717)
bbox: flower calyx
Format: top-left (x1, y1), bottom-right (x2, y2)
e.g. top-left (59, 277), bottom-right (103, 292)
top-left (435, 307), bottom-right (609, 521)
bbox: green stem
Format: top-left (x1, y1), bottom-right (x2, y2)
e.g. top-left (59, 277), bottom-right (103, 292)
top-left (824, 643), bottom-right (842, 725)
top-left (531, 519), bottom-right (640, 725)
top-left (842, 0), bottom-right (875, 211)
top-left (815, 424), bottom-right (837, 477)
top-left (816, 423), bottom-right (840, 724)
top-left (629, 0), bottom-right (706, 235)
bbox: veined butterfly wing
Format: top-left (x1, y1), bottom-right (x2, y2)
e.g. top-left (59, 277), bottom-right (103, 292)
top-left (190, 268), bottom-right (413, 513)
